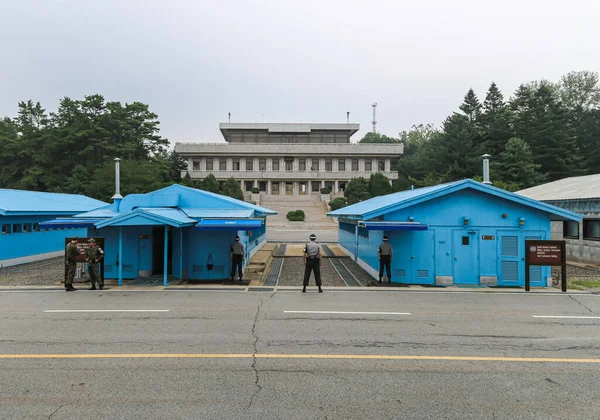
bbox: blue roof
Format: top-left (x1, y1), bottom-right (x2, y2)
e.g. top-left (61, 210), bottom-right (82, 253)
top-left (328, 179), bottom-right (582, 222)
top-left (196, 219), bottom-right (263, 231)
top-left (95, 208), bottom-right (197, 229)
top-left (181, 208), bottom-right (255, 219)
top-left (72, 205), bottom-right (118, 219)
top-left (0, 189), bottom-right (107, 216)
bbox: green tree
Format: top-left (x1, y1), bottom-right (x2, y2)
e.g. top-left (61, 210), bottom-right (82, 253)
top-left (200, 173), bottom-right (221, 193)
top-left (368, 172), bottom-right (392, 197)
top-left (181, 172), bottom-right (194, 187)
top-left (358, 132), bottom-right (399, 143)
top-left (329, 196), bottom-right (347, 211)
top-left (480, 82), bottom-right (513, 157)
top-left (492, 138), bottom-right (547, 188)
top-left (220, 177), bottom-right (244, 201)
top-left (344, 177), bottom-right (371, 204)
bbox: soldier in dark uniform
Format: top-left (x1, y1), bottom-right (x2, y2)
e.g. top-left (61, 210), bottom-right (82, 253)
top-left (303, 233), bottom-right (323, 293)
top-left (378, 235), bottom-right (393, 283)
top-left (85, 238), bottom-right (105, 290)
top-left (230, 235), bottom-right (245, 282)
top-left (65, 237), bottom-right (79, 291)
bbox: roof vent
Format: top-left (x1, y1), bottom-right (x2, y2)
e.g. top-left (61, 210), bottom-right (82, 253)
top-left (482, 154), bottom-right (492, 185)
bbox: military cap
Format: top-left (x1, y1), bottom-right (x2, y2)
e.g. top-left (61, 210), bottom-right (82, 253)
top-left (309, 234), bottom-right (316, 240)
top-left (383, 236), bottom-right (388, 241)
top-left (88, 238), bottom-right (96, 243)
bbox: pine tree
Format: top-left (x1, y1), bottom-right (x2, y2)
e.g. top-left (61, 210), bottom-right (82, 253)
top-left (221, 177), bottom-right (244, 201)
top-left (493, 138), bottom-right (547, 188)
top-left (459, 88), bottom-right (482, 123)
top-left (480, 82), bottom-right (513, 157)
top-left (200, 173), bottom-right (221, 194)
top-left (344, 177), bottom-right (371, 204)
top-left (368, 172), bottom-right (392, 197)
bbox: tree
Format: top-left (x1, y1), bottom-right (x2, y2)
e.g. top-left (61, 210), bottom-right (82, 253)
top-left (558, 71), bottom-right (600, 112)
top-left (220, 177), bottom-right (244, 201)
top-left (492, 138), bottom-right (547, 189)
top-left (358, 132), bottom-right (399, 143)
top-left (368, 172), bottom-right (392, 197)
top-left (480, 82), bottom-right (513, 157)
top-left (459, 88), bottom-right (482, 123)
top-left (181, 172), bottom-right (194, 187)
top-left (200, 173), bottom-right (220, 193)
top-left (344, 177), bottom-right (371, 204)
top-left (329, 197), bottom-right (347, 211)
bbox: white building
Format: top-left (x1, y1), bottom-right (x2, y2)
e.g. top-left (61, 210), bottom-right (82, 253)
top-left (175, 123), bottom-right (403, 195)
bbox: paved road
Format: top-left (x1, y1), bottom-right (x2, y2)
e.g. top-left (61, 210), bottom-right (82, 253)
top-left (1, 290), bottom-right (599, 419)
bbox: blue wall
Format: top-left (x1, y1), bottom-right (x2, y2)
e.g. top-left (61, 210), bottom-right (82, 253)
top-left (1, 215), bottom-right (87, 264)
top-left (343, 189), bottom-right (553, 287)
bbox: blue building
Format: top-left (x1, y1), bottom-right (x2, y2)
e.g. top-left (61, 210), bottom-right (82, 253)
top-left (0, 189), bottom-right (107, 268)
top-left (328, 180), bottom-right (582, 287)
top-left (41, 184), bottom-right (276, 285)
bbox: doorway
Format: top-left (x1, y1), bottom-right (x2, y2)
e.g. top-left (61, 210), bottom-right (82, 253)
top-left (452, 230), bottom-right (479, 284)
top-left (285, 182), bottom-right (293, 195)
top-left (152, 226), bottom-right (173, 275)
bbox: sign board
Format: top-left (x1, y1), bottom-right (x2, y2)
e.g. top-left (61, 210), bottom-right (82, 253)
top-left (64, 237), bottom-right (105, 282)
top-left (482, 235), bottom-right (495, 240)
top-left (525, 240), bottom-right (566, 292)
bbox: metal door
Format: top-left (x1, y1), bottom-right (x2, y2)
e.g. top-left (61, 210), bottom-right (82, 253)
top-left (497, 233), bottom-right (520, 286)
top-left (390, 232), bottom-right (412, 283)
top-left (411, 231), bottom-right (435, 285)
top-left (452, 230), bottom-right (480, 284)
top-left (138, 236), bottom-right (152, 277)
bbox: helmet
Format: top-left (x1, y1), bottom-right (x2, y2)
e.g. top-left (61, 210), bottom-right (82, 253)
top-left (309, 234), bottom-right (316, 240)
top-left (88, 238), bottom-right (96, 243)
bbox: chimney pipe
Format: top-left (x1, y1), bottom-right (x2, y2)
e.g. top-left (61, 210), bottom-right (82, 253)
top-left (481, 154), bottom-right (492, 185)
top-left (112, 158), bottom-right (123, 212)
top-left (346, 112), bottom-right (350, 123)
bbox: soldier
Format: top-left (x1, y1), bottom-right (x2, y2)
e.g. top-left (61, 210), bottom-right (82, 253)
top-left (65, 237), bottom-right (79, 292)
top-left (378, 235), bottom-right (393, 283)
top-left (230, 235), bottom-right (245, 282)
top-left (303, 233), bottom-right (323, 293)
top-left (85, 238), bottom-right (105, 290)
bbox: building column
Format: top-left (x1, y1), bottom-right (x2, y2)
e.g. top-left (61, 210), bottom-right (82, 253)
top-left (254, 180), bottom-right (258, 188)
top-left (267, 180), bottom-right (272, 195)
top-left (321, 180), bottom-right (325, 189)
top-left (118, 227), bottom-right (123, 287)
top-left (163, 225), bottom-right (168, 287)
top-left (240, 180), bottom-right (244, 190)
top-left (334, 180), bottom-right (339, 193)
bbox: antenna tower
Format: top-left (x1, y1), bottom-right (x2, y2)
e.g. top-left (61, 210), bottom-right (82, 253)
top-left (371, 103), bottom-right (377, 133)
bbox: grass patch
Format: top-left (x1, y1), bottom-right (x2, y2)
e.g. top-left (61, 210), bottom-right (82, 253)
top-left (568, 278), bottom-right (600, 291)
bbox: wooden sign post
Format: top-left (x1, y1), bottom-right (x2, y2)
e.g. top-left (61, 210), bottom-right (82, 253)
top-left (525, 240), bottom-right (567, 292)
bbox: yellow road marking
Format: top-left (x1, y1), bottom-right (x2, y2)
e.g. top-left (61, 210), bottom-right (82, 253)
top-left (0, 354), bottom-right (599, 363)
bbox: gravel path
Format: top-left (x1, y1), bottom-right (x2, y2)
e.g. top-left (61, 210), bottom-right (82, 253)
top-left (0, 257), bottom-right (65, 286)
top-left (277, 257), bottom-right (348, 287)
top-left (338, 258), bottom-right (374, 287)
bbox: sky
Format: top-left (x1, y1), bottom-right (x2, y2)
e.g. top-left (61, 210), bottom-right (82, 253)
top-left (1, 0), bottom-right (599, 144)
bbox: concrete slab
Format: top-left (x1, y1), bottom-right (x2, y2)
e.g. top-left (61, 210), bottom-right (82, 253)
top-left (249, 250), bottom-right (272, 265)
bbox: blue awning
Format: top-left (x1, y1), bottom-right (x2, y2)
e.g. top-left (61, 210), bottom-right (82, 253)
top-left (196, 219), bottom-right (263, 231)
top-left (39, 219), bottom-right (103, 229)
top-left (358, 221), bottom-right (428, 231)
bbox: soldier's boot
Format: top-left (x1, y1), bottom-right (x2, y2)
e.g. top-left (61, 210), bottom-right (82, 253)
top-left (99, 285), bottom-right (104, 290)
top-left (318, 286), bottom-right (323, 293)
top-left (302, 286), bottom-right (306, 293)
top-left (66, 286), bottom-right (77, 292)
top-left (89, 285), bottom-right (96, 290)
top-left (378, 278), bottom-right (382, 283)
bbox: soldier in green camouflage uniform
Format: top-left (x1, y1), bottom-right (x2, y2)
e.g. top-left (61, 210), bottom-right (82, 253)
top-left (65, 237), bottom-right (79, 292)
top-left (85, 238), bottom-right (105, 290)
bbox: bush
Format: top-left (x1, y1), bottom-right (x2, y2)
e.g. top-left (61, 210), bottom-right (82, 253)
top-left (329, 197), bottom-right (347, 211)
top-left (286, 210), bottom-right (305, 222)
top-left (320, 187), bottom-right (331, 194)
top-left (250, 187), bottom-right (260, 194)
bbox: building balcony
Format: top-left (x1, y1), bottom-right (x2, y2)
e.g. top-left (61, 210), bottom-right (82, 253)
top-left (175, 142), bottom-right (404, 156)
top-left (184, 170), bottom-right (399, 180)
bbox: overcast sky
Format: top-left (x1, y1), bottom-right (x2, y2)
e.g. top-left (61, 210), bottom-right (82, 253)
top-left (1, 0), bottom-right (599, 143)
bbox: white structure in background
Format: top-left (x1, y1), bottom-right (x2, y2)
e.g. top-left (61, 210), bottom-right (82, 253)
top-left (175, 123), bottom-right (403, 196)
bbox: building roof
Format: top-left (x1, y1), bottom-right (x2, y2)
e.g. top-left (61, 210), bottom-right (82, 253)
top-left (181, 209), bottom-right (255, 219)
top-left (0, 189), bottom-right (107, 216)
top-left (516, 174), bottom-right (600, 201)
top-left (328, 179), bottom-right (581, 222)
top-left (95, 208), bottom-right (197, 229)
top-left (219, 123), bottom-right (360, 138)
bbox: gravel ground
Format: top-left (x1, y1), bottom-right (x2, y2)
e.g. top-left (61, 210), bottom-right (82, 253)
top-left (277, 257), bottom-right (348, 287)
top-left (338, 258), bottom-right (373, 287)
top-left (0, 257), bottom-right (65, 286)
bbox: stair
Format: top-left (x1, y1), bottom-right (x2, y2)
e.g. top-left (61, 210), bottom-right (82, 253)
top-left (260, 194), bottom-right (338, 230)
top-left (244, 243), bottom-right (277, 285)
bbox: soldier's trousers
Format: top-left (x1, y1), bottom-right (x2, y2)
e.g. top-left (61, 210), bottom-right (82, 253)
top-left (379, 255), bottom-right (392, 281)
top-left (230, 255), bottom-right (243, 280)
top-left (88, 265), bottom-right (103, 287)
top-left (303, 260), bottom-right (322, 287)
top-left (66, 264), bottom-right (76, 287)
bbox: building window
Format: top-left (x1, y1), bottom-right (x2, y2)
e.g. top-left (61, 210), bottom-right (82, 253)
top-left (311, 181), bottom-right (320, 192)
top-left (299, 158), bottom-right (306, 171)
top-left (219, 158), bottom-right (227, 171)
top-left (12, 224), bottom-right (22, 233)
top-left (233, 158), bottom-right (240, 171)
top-left (462, 236), bottom-right (470, 246)
top-left (192, 159), bottom-right (200, 171)
top-left (563, 221), bottom-right (579, 239)
top-left (352, 159), bottom-right (359, 171)
top-left (259, 181), bottom-right (267, 192)
top-left (365, 160), bottom-right (372, 171)
top-left (245, 181), bottom-right (254, 191)
top-left (206, 158), bottom-right (213, 171)
top-left (325, 159), bottom-right (332, 171)
top-left (23, 224), bottom-right (31, 233)
top-left (33, 223), bottom-right (40, 232)
top-left (312, 159), bottom-right (319, 171)
top-left (583, 219), bottom-right (600, 240)
top-left (259, 158), bottom-right (266, 171)
top-left (272, 158), bottom-right (280, 171)
top-left (1, 224), bottom-right (10, 234)
top-left (378, 159), bottom-right (385, 171)
top-left (285, 160), bottom-right (293, 171)
top-left (246, 158), bottom-right (254, 171)
top-left (338, 159), bottom-right (345, 171)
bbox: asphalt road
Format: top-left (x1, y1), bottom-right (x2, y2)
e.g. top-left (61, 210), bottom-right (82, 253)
top-left (1, 290), bottom-right (599, 419)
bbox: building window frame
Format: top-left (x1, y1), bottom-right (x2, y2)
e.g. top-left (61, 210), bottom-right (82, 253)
top-left (312, 159), bottom-right (319, 171)
top-left (192, 159), bottom-right (200, 171)
top-left (364, 159), bottom-right (372, 171)
top-left (12, 224), bottom-right (23, 233)
top-left (205, 158), bottom-right (213, 171)
top-left (299, 158), bottom-right (306, 171)
top-left (583, 219), bottom-right (600, 241)
top-left (378, 159), bottom-right (385, 171)
top-left (219, 158), bottom-right (227, 171)
top-left (338, 159), bottom-right (345, 171)
top-left (1, 224), bottom-right (10, 234)
top-left (272, 158), bottom-right (280, 171)
top-left (563, 221), bottom-right (579, 239)
top-left (232, 158), bottom-right (241, 171)
top-left (259, 158), bottom-right (266, 171)
top-left (325, 159), bottom-right (332, 172)
top-left (33, 223), bottom-right (40, 232)
top-left (351, 159), bottom-right (359, 171)
top-left (246, 158), bottom-right (254, 171)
